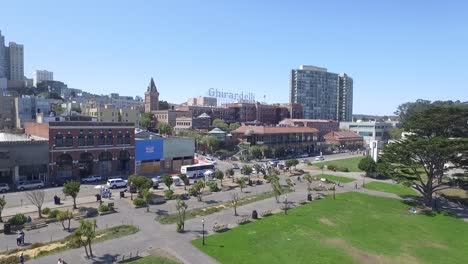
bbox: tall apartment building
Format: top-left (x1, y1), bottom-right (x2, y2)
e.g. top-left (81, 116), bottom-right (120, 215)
top-left (0, 31), bottom-right (6, 79)
top-left (33, 70), bottom-right (54, 87)
top-left (290, 65), bottom-right (353, 121)
top-left (7, 42), bottom-right (24, 82)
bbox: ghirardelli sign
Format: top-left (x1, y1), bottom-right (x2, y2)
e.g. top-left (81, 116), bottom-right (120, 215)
top-left (208, 88), bottom-right (255, 102)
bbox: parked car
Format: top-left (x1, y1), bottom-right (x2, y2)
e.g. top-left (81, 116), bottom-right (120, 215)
top-left (315, 156), bottom-right (325, 161)
top-left (300, 159), bottom-right (307, 163)
top-left (232, 163), bottom-right (240, 169)
top-left (0, 183), bottom-right (10, 193)
top-left (81, 175), bottom-right (102, 183)
top-left (16, 180), bottom-right (44, 191)
top-left (106, 178), bottom-right (128, 189)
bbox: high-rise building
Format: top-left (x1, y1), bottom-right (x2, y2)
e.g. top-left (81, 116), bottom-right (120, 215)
top-left (144, 77), bottom-right (159, 113)
top-left (0, 30), bottom-right (6, 79)
top-left (290, 65), bottom-right (353, 121)
top-left (7, 42), bottom-right (24, 81)
top-left (33, 70), bottom-right (54, 87)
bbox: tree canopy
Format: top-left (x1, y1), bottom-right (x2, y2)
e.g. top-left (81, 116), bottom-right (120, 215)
top-left (212, 119), bottom-right (229, 131)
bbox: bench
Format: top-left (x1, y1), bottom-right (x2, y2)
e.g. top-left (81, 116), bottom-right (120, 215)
top-left (298, 199), bottom-right (308, 205)
top-left (73, 211), bottom-right (88, 220)
top-left (212, 223), bottom-right (229, 233)
top-left (24, 220), bottom-right (47, 231)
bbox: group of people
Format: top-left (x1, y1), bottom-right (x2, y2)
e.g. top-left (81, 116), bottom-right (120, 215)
top-left (100, 188), bottom-right (112, 199)
top-left (16, 230), bottom-right (25, 246)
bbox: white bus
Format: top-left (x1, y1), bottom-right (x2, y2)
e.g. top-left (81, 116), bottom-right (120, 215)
top-left (181, 163), bottom-right (215, 178)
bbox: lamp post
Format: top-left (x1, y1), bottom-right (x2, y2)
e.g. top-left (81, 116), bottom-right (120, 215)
top-left (284, 194), bottom-right (288, 215)
top-left (202, 218), bottom-right (205, 246)
top-left (50, 144), bottom-right (55, 184)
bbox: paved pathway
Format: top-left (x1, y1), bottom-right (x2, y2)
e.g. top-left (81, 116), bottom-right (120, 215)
top-left (1, 167), bottom-right (467, 263)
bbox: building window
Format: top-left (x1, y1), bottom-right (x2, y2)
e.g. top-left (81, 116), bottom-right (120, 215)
top-left (117, 132), bottom-right (123, 144)
top-left (87, 132), bottom-right (94, 146)
top-left (78, 133), bottom-right (85, 146)
top-left (98, 132), bottom-right (105, 145)
top-left (106, 130), bottom-right (113, 145)
top-left (124, 132), bottom-right (131, 144)
top-left (65, 134), bottom-right (73, 147)
top-left (55, 134), bottom-right (64, 147)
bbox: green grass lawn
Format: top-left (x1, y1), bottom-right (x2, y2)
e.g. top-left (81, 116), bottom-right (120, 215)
top-left (193, 192), bottom-right (468, 264)
top-left (364, 181), bottom-right (418, 196)
top-left (314, 156), bottom-right (364, 172)
top-left (316, 174), bottom-right (356, 183)
top-left (122, 256), bottom-right (181, 264)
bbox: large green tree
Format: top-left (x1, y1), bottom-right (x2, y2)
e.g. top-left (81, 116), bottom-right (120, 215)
top-left (63, 180), bottom-right (81, 209)
top-left (128, 174), bottom-right (152, 197)
top-left (157, 122), bottom-right (173, 135)
top-left (212, 119), bottom-right (229, 131)
top-left (358, 156), bottom-right (377, 177)
top-left (380, 100), bottom-right (468, 207)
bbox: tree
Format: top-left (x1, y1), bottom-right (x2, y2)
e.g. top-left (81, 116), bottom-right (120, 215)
top-left (225, 168), bottom-right (234, 179)
top-left (175, 198), bottom-right (188, 232)
top-left (63, 180), bottom-right (81, 209)
top-left (212, 119), bottom-right (229, 131)
top-left (190, 180), bottom-right (204, 202)
top-left (303, 173), bottom-right (313, 195)
top-left (228, 122), bottom-right (241, 131)
top-left (252, 164), bottom-right (262, 176)
top-left (157, 122), bottom-right (173, 135)
top-left (139, 113), bottom-right (154, 129)
top-left (380, 100), bottom-right (468, 207)
top-left (214, 170), bottom-right (224, 186)
top-left (57, 210), bottom-right (73, 231)
top-left (158, 100), bottom-right (170, 110)
top-left (285, 159), bottom-right (299, 170)
top-left (73, 219), bottom-right (97, 258)
top-left (162, 174), bottom-right (174, 191)
top-left (128, 174), bottom-right (152, 196)
top-left (241, 165), bottom-right (252, 177)
top-left (389, 127), bottom-right (404, 140)
top-left (230, 192), bottom-right (240, 216)
top-left (141, 189), bottom-right (152, 212)
top-left (25, 190), bottom-right (45, 218)
top-left (285, 178), bottom-right (295, 191)
top-left (200, 136), bottom-right (220, 154)
top-left (179, 174), bottom-right (189, 190)
top-left (0, 195), bottom-right (5, 222)
top-left (358, 156), bottom-right (377, 177)
top-left (52, 104), bottom-right (64, 115)
top-left (250, 146), bottom-right (263, 160)
top-left (236, 177), bottom-right (248, 192)
top-left (266, 175), bottom-right (282, 203)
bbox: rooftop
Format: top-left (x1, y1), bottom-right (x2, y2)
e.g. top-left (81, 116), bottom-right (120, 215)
top-left (324, 131), bottom-right (362, 139)
top-left (232, 126), bottom-right (318, 135)
top-left (0, 133), bottom-right (48, 142)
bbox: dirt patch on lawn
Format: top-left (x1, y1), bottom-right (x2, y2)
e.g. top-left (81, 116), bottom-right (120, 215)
top-left (148, 248), bottom-right (183, 263)
top-left (319, 217), bottom-right (336, 226)
top-left (324, 238), bottom-right (421, 264)
top-left (424, 241), bottom-right (448, 249)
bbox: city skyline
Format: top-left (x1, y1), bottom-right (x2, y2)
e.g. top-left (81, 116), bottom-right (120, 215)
top-left (1, 1), bottom-right (467, 115)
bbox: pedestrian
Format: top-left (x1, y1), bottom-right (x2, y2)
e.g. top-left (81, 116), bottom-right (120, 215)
top-left (19, 252), bottom-right (24, 264)
top-left (20, 230), bottom-right (25, 245)
top-left (354, 182), bottom-right (357, 189)
top-left (16, 233), bottom-right (21, 246)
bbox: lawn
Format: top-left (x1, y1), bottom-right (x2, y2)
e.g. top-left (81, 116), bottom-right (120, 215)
top-left (316, 174), bottom-right (355, 183)
top-left (193, 192), bottom-right (468, 264)
top-left (122, 256), bottom-right (181, 264)
top-left (364, 181), bottom-right (418, 196)
top-left (314, 156), bottom-right (365, 172)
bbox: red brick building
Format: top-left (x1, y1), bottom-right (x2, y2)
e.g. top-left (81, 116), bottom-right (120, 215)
top-left (323, 131), bottom-right (364, 150)
top-left (25, 121), bottom-right (135, 184)
top-left (279, 119), bottom-right (339, 140)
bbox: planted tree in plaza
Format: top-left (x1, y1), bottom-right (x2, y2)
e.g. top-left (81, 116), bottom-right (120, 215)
top-left (26, 189), bottom-right (45, 218)
top-left (63, 180), bottom-right (81, 209)
top-left (358, 156), bottom-right (377, 178)
top-left (72, 219), bottom-right (97, 258)
top-left (380, 100), bottom-right (468, 207)
top-left (252, 164), bottom-right (262, 175)
top-left (188, 180), bottom-right (205, 202)
top-left (250, 146), bottom-right (263, 160)
top-left (178, 174), bottom-right (189, 190)
top-left (0, 195), bottom-right (6, 222)
top-left (128, 174), bottom-right (152, 196)
top-left (57, 209), bottom-right (73, 231)
top-left (162, 174), bottom-right (174, 191)
top-left (285, 178), bottom-right (295, 191)
top-left (268, 176), bottom-right (282, 203)
top-left (175, 198), bottom-right (188, 232)
top-left (142, 189), bottom-right (152, 212)
top-left (241, 165), bottom-right (253, 177)
top-left (230, 192), bottom-right (240, 216)
top-left (236, 177), bottom-right (248, 192)
top-left (225, 168), bottom-right (234, 179)
top-left (212, 119), bottom-right (229, 131)
top-left (214, 169), bottom-right (224, 186)
top-left (285, 159), bottom-right (299, 170)
top-left (303, 173), bottom-right (313, 195)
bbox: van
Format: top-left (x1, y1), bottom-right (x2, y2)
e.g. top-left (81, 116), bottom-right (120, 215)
top-left (172, 176), bottom-right (182, 186)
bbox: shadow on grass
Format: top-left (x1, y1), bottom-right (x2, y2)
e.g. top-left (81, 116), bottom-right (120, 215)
top-left (204, 199), bottom-right (222, 205)
top-left (90, 253), bottom-right (120, 264)
top-left (155, 209), bottom-right (168, 216)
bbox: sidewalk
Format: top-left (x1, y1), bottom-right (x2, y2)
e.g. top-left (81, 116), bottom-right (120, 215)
top-left (2, 196), bottom-right (98, 217)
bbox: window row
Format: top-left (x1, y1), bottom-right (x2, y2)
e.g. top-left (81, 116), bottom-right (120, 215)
top-left (54, 132), bottom-right (131, 147)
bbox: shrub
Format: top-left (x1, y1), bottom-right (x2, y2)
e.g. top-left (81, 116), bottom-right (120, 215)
top-left (187, 187), bottom-right (198, 197)
top-left (48, 209), bottom-right (60, 219)
top-left (337, 167), bottom-right (349, 172)
top-left (8, 213), bottom-right (27, 225)
top-left (98, 204), bottom-right (110, 212)
top-left (327, 164), bottom-right (337, 171)
top-left (133, 198), bottom-right (146, 207)
top-left (164, 190), bottom-right (174, 200)
top-left (42, 207), bottom-right (51, 215)
top-left (237, 216), bottom-right (251, 225)
top-left (206, 181), bottom-right (220, 192)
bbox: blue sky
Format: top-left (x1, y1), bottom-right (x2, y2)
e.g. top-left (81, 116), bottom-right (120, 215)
top-left (1, 0), bottom-right (467, 115)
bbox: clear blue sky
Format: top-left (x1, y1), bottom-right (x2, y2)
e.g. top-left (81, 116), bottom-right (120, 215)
top-left (1, 0), bottom-right (467, 115)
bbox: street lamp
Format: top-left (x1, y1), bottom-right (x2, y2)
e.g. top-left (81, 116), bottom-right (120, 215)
top-left (284, 194), bottom-right (288, 215)
top-left (202, 218), bottom-right (205, 246)
top-left (50, 144), bottom-right (56, 184)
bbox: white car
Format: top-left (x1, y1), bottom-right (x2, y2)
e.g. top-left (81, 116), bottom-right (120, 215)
top-left (17, 180), bottom-right (44, 191)
top-left (81, 175), bottom-right (102, 183)
top-left (106, 178), bottom-right (128, 189)
top-left (0, 183), bottom-right (10, 193)
top-left (315, 156), bottom-right (325, 161)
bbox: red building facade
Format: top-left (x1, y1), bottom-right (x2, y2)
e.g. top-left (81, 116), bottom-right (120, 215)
top-left (25, 121), bottom-right (135, 184)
